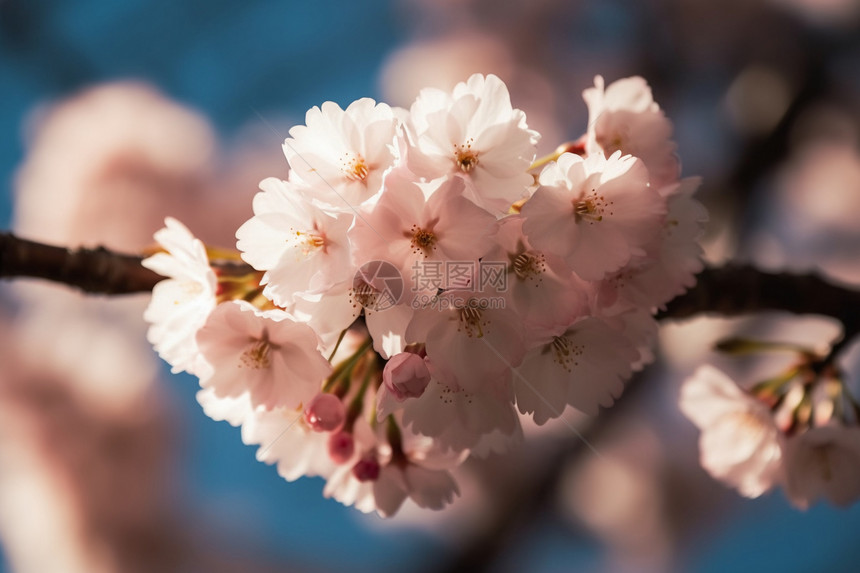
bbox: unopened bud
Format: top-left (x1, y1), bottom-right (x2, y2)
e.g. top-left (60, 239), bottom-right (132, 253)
top-left (383, 352), bottom-right (431, 401)
top-left (352, 456), bottom-right (381, 482)
top-left (328, 431), bottom-right (355, 464)
top-left (304, 393), bottom-right (346, 432)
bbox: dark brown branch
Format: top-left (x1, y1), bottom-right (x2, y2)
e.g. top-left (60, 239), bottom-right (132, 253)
top-left (0, 232), bottom-right (163, 295)
top-left (659, 265), bottom-right (860, 339)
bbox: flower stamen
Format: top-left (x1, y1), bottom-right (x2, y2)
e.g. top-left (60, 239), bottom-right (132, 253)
top-left (573, 189), bottom-right (613, 224)
top-left (458, 304), bottom-right (486, 338)
top-left (409, 224), bottom-right (437, 256)
top-left (551, 335), bottom-right (582, 372)
top-left (512, 252), bottom-right (546, 281)
top-left (241, 338), bottom-right (272, 369)
top-left (340, 152), bottom-right (370, 181)
top-left (290, 225), bottom-right (328, 256)
top-left (352, 280), bottom-right (379, 309)
top-left (454, 139), bottom-right (479, 173)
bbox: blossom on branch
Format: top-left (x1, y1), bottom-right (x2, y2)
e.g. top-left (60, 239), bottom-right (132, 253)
top-left (680, 358), bottom-right (860, 509)
top-left (143, 73), bottom-right (705, 516)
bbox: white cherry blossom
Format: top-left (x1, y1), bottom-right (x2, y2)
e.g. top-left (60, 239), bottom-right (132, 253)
top-left (142, 217), bottom-right (216, 376)
top-left (283, 98), bottom-right (399, 211)
top-left (407, 73), bottom-right (539, 214)
top-left (679, 365), bottom-right (784, 498)
top-left (242, 406), bottom-right (339, 482)
top-left (236, 177), bottom-right (353, 308)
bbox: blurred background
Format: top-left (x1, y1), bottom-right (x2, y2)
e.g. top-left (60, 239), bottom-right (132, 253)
top-left (2, 0), bottom-right (860, 571)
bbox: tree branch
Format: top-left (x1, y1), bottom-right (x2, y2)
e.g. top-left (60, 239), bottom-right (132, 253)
top-left (4, 233), bottom-right (860, 329)
top-left (659, 265), bottom-right (860, 339)
top-left (0, 232), bottom-right (162, 295)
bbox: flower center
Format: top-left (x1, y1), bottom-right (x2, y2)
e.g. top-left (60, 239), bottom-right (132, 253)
top-left (291, 224), bottom-right (328, 256)
top-left (458, 304), bottom-right (486, 338)
top-left (512, 252), bottom-right (546, 282)
top-left (174, 279), bottom-right (204, 305)
top-left (409, 224), bottom-right (437, 256)
top-left (454, 139), bottom-right (479, 173)
top-left (340, 152), bottom-right (369, 181)
top-left (725, 411), bottom-right (770, 438)
top-left (550, 335), bottom-right (583, 372)
top-left (438, 383), bottom-right (472, 406)
top-left (305, 233), bottom-right (327, 249)
top-left (573, 189), bottom-right (613, 224)
top-left (240, 338), bottom-right (272, 370)
top-left (352, 280), bottom-right (380, 310)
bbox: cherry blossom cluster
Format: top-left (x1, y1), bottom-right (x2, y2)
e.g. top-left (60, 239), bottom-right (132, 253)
top-left (143, 74), bottom-right (706, 516)
top-left (680, 344), bottom-right (860, 508)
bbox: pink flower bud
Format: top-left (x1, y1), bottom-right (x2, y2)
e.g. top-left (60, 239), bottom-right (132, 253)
top-left (383, 352), bottom-right (431, 401)
top-left (304, 393), bottom-right (345, 432)
top-left (328, 431), bottom-right (355, 464)
top-left (352, 456), bottom-right (381, 482)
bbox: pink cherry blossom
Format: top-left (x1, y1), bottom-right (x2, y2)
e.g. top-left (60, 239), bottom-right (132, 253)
top-left (350, 258), bottom-right (415, 358)
top-left (583, 75), bottom-right (680, 190)
top-left (515, 317), bottom-right (638, 423)
top-left (597, 177), bottom-right (707, 313)
top-left (290, 281), bottom-right (361, 346)
top-left (373, 461), bottom-right (460, 516)
top-left (521, 151), bottom-right (667, 281)
top-left (349, 174), bottom-right (498, 297)
top-left (137, 73), bottom-right (709, 519)
top-left (323, 415), bottom-right (462, 516)
top-left (196, 301), bottom-right (332, 410)
top-left (406, 291), bottom-right (526, 393)
top-left (364, 302), bottom-right (414, 359)
top-left (394, 378), bottom-right (521, 454)
top-left (482, 215), bottom-right (588, 340)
